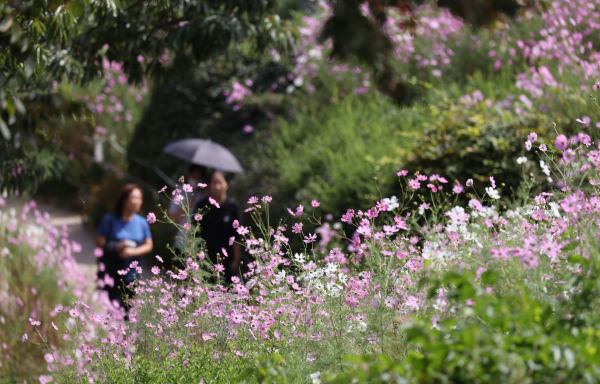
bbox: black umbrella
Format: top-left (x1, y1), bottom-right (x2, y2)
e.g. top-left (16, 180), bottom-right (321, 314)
top-left (163, 139), bottom-right (244, 174)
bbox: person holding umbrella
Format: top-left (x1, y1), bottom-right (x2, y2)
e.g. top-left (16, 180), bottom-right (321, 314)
top-left (195, 170), bottom-right (242, 283)
top-left (162, 138), bottom-right (245, 283)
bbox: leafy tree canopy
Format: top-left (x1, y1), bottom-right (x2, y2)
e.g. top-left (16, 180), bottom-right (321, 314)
top-left (0, 0), bottom-right (295, 195)
top-left (320, 0), bottom-right (549, 103)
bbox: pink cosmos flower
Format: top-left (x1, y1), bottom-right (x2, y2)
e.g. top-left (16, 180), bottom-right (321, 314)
top-left (194, 214), bottom-right (202, 221)
top-left (146, 212), bottom-right (156, 224)
top-left (563, 149), bottom-right (576, 163)
top-left (22, 334), bottom-right (27, 343)
top-left (292, 223), bottom-right (303, 234)
top-left (453, 182), bottom-right (464, 194)
top-left (311, 200), bottom-right (320, 207)
top-left (394, 216), bottom-right (408, 230)
top-left (52, 322), bottom-right (58, 331)
top-left (182, 184), bottom-right (193, 193)
top-left (490, 176), bottom-right (496, 188)
top-left (156, 255), bottom-right (164, 263)
top-left (304, 233), bottom-right (317, 243)
top-left (183, 223), bottom-right (191, 230)
top-left (341, 209), bottom-right (354, 223)
top-left (408, 179), bottom-right (420, 189)
top-left (561, 195), bottom-right (582, 213)
top-left (158, 186), bottom-right (167, 194)
top-left (407, 295), bottom-right (420, 310)
top-left (93, 247), bottom-right (104, 258)
top-left (527, 132), bottom-right (537, 142)
top-left (229, 236), bottom-right (235, 246)
top-left (173, 194), bottom-right (183, 206)
top-left (232, 220), bottom-right (239, 228)
top-left (248, 196), bottom-right (259, 204)
top-left (262, 195), bottom-right (272, 203)
top-left (576, 117), bottom-right (590, 127)
top-left (151, 266), bottom-right (160, 275)
top-left (466, 179), bottom-right (473, 187)
top-left (555, 134), bottom-right (568, 151)
top-left (539, 144), bottom-right (547, 152)
top-left (213, 264), bottom-right (225, 274)
top-left (209, 197), bottom-right (220, 208)
top-left (469, 199), bottom-right (483, 211)
top-left (397, 170), bottom-right (408, 176)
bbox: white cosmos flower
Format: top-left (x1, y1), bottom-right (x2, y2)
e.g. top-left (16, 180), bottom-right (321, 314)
top-left (540, 160), bottom-right (551, 176)
top-left (309, 372), bottom-right (321, 384)
top-left (382, 196), bottom-right (400, 211)
top-left (463, 232), bottom-right (476, 241)
top-left (293, 253), bottom-right (306, 264)
top-left (485, 187), bottom-right (500, 200)
top-left (516, 156), bottom-right (528, 164)
top-left (549, 202), bottom-right (561, 217)
top-left (324, 263), bottom-right (338, 276)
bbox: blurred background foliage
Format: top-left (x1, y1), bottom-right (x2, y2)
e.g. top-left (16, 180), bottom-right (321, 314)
top-left (3, 0), bottom-right (598, 263)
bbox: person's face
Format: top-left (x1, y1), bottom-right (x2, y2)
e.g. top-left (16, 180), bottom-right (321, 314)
top-left (210, 172), bottom-right (228, 196)
top-left (125, 188), bottom-right (143, 213)
top-left (188, 169), bottom-right (204, 186)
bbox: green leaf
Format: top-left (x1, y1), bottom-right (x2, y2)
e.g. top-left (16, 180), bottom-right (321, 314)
top-left (0, 117), bottom-right (11, 140)
top-left (567, 254), bottom-right (586, 265)
top-left (562, 242), bottom-right (578, 252)
top-left (13, 96), bottom-right (26, 115)
top-left (0, 17), bottom-right (13, 32)
top-left (69, 1), bottom-right (84, 18)
top-left (481, 270), bottom-right (498, 286)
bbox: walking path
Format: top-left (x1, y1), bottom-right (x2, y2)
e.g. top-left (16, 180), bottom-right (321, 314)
top-left (7, 197), bottom-right (151, 279)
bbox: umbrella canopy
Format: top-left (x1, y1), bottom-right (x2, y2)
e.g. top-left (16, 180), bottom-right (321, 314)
top-left (163, 139), bottom-right (244, 174)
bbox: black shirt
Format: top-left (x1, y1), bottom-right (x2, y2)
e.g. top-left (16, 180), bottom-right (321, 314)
top-left (195, 196), bottom-right (242, 266)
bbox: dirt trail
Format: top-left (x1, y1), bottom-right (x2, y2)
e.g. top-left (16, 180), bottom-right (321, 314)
top-left (7, 197), bottom-right (151, 279)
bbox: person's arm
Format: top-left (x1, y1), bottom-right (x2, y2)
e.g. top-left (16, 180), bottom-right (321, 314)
top-left (95, 214), bottom-right (110, 249)
top-left (95, 235), bottom-right (106, 248)
top-left (119, 238), bottom-right (153, 259)
top-left (230, 242), bottom-right (241, 274)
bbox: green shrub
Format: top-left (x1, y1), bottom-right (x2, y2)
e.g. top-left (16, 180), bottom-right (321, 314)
top-left (329, 255), bottom-right (600, 383)
top-left (401, 94), bottom-right (553, 194)
top-left (231, 93), bottom-right (421, 223)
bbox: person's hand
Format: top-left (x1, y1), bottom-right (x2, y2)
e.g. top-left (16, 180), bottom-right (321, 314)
top-left (117, 240), bottom-right (127, 253)
top-left (118, 245), bottom-right (136, 259)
